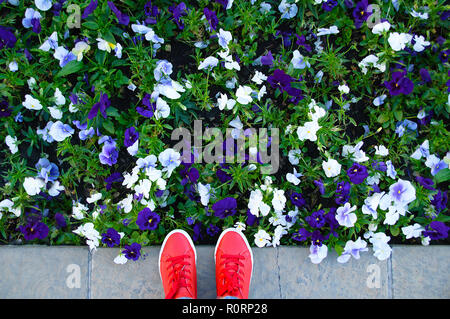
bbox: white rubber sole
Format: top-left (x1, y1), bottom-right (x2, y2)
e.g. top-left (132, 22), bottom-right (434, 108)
top-left (158, 229), bottom-right (197, 281)
top-left (214, 228), bottom-right (254, 288)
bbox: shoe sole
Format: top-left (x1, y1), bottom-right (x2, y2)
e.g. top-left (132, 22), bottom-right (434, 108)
top-left (158, 229), bottom-right (197, 282)
top-left (214, 228), bottom-right (254, 296)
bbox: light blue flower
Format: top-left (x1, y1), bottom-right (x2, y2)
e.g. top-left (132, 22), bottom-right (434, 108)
top-left (278, 0), bottom-right (298, 19)
top-left (37, 121), bottom-right (55, 143)
top-left (386, 160), bottom-right (397, 179)
top-left (154, 60), bottom-right (173, 82)
top-left (22, 8), bottom-right (41, 29)
top-left (48, 121), bottom-right (74, 142)
top-left (79, 127), bottom-right (95, 141)
top-left (53, 46), bottom-right (76, 67)
top-left (35, 0), bottom-right (53, 11)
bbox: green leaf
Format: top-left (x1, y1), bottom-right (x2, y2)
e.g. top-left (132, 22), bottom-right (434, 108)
top-left (55, 61), bottom-right (84, 77)
top-left (390, 226), bottom-right (400, 237)
top-left (82, 21), bottom-right (98, 30)
top-left (102, 119), bottom-right (115, 134)
top-left (436, 214), bottom-right (450, 223)
top-left (434, 168), bottom-right (450, 184)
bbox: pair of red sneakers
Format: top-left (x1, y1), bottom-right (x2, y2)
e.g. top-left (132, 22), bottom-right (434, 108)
top-left (159, 228), bottom-right (253, 299)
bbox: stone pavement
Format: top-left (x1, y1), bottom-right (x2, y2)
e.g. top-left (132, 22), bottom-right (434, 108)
top-left (0, 245), bottom-right (448, 299)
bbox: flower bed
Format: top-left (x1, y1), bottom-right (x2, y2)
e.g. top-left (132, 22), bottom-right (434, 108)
top-left (0, 0), bottom-right (449, 265)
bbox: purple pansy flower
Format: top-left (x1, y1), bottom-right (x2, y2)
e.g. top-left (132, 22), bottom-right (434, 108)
top-left (384, 72), bottom-right (414, 96)
top-left (353, 0), bottom-right (371, 28)
top-left (124, 126), bottom-right (139, 148)
top-left (136, 93), bottom-right (156, 118)
top-left (292, 228), bottom-right (311, 242)
top-left (423, 221), bottom-right (450, 240)
top-left (88, 93), bottom-right (111, 120)
top-left (105, 172), bottom-right (124, 190)
top-left (212, 197), bottom-right (237, 219)
top-left (431, 190), bottom-right (448, 213)
top-left (0, 99), bottom-right (12, 117)
top-left (82, 0), bottom-right (98, 19)
top-left (415, 176), bottom-right (435, 191)
top-left (260, 51), bottom-right (274, 66)
top-left (169, 2), bottom-right (188, 30)
top-left (306, 210), bottom-right (326, 228)
top-left (19, 221), bottom-right (49, 240)
top-left (107, 1), bottom-right (130, 26)
top-left (122, 243), bottom-right (142, 261)
top-left (136, 208), bottom-right (160, 231)
top-left (144, 1), bottom-right (160, 24)
top-left (99, 143), bottom-right (118, 166)
top-left (101, 228), bottom-right (121, 247)
top-left (347, 163), bottom-right (368, 184)
top-left (0, 26), bottom-right (17, 49)
top-left (290, 192), bottom-right (306, 208)
top-left (204, 8), bottom-right (218, 31)
top-left (54, 213), bottom-right (67, 228)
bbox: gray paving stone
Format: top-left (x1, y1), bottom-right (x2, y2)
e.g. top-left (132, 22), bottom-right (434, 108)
top-left (0, 245), bottom-right (89, 299)
top-left (90, 246), bottom-right (164, 299)
top-left (392, 245), bottom-right (450, 299)
top-left (277, 247), bottom-right (389, 298)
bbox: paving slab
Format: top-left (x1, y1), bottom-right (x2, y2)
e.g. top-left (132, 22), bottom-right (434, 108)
top-left (90, 246), bottom-right (164, 299)
top-left (0, 245), bottom-right (89, 299)
top-left (277, 247), bottom-right (390, 298)
top-left (391, 245), bottom-right (450, 299)
top-left (90, 246), bottom-right (280, 299)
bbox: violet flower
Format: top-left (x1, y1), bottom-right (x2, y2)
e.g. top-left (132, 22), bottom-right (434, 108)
top-left (212, 197), bottom-right (237, 219)
top-left (124, 126), bottom-right (139, 147)
top-left (204, 7), bottom-right (218, 31)
top-left (322, 0), bottom-right (338, 11)
top-left (88, 93), bottom-right (111, 120)
top-left (415, 176), bottom-right (435, 191)
top-left (19, 221), bottom-right (49, 240)
top-left (136, 208), bottom-right (160, 231)
top-left (290, 192), bottom-right (306, 208)
top-left (122, 243), bottom-right (142, 261)
top-left (347, 163), bottom-right (368, 184)
top-left (99, 144), bottom-right (118, 166)
top-left (136, 93), bottom-right (156, 118)
top-left (292, 228), bottom-right (311, 242)
top-left (144, 1), bottom-right (160, 24)
top-left (82, 0), bottom-right (98, 19)
top-left (169, 2), bottom-right (188, 30)
top-left (101, 228), bottom-right (121, 247)
top-left (260, 51), bottom-right (274, 66)
top-left (105, 172), bottom-right (124, 190)
top-left (431, 190), bottom-right (448, 213)
top-left (0, 26), bottom-right (17, 49)
top-left (423, 221), bottom-right (450, 240)
top-left (107, 1), bottom-right (130, 26)
top-left (0, 99), bottom-right (12, 117)
top-left (306, 210), bottom-right (326, 228)
top-left (54, 213), bottom-right (67, 228)
top-left (353, 0), bottom-right (371, 28)
top-left (384, 71), bottom-right (414, 96)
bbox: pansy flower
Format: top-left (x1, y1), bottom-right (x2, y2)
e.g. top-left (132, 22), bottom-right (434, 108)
top-left (101, 228), bottom-right (121, 247)
top-left (122, 243), bottom-right (142, 261)
top-left (22, 8), bottom-right (42, 34)
top-left (212, 197), bottom-right (237, 219)
top-left (107, 1), bottom-right (129, 25)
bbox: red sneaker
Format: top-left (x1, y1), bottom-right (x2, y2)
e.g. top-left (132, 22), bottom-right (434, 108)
top-left (159, 229), bottom-right (197, 299)
top-left (214, 228), bottom-right (253, 299)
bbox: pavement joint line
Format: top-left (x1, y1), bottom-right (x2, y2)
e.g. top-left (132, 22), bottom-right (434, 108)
top-left (275, 247), bottom-right (283, 298)
top-left (87, 249), bottom-right (92, 299)
top-left (387, 252), bottom-right (393, 299)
